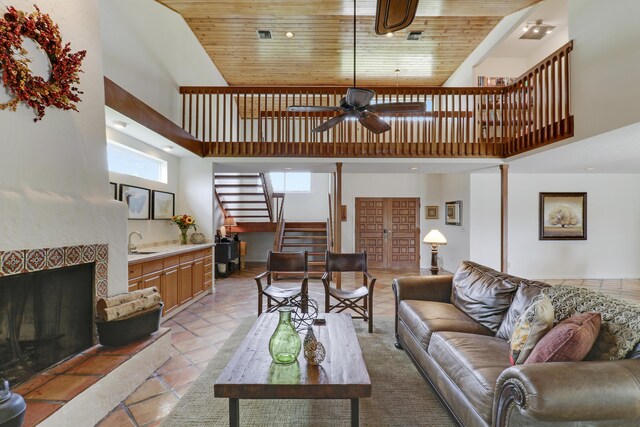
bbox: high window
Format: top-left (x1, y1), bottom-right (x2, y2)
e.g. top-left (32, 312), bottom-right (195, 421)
top-left (107, 141), bottom-right (168, 183)
top-left (270, 172), bottom-right (311, 193)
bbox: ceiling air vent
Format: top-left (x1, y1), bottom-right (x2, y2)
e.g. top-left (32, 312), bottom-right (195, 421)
top-left (257, 30), bottom-right (272, 40)
top-left (407, 31), bottom-right (422, 41)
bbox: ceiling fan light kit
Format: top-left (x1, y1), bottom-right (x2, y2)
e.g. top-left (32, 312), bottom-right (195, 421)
top-left (287, 0), bottom-right (426, 134)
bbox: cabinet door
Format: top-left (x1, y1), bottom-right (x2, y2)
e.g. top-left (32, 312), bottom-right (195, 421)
top-left (142, 272), bottom-right (162, 290)
top-left (178, 263), bottom-right (193, 304)
top-left (128, 278), bottom-right (142, 292)
top-left (161, 267), bottom-right (179, 314)
top-left (192, 258), bottom-right (205, 296)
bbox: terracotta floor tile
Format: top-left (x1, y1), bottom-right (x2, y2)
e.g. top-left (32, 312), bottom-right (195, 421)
top-left (128, 392), bottom-right (178, 425)
top-left (160, 365), bottom-right (201, 389)
top-left (91, 332), bottom-right (167, 356)
top-left (172, 336), bottom-right (212, 353)
top-left (178, 318), bottom-right (212, 330)
top-left (190, 324), bottom-right (223, 337)
top-left (25, 374), bottom-right (100, 401)
top-left (170, 330), bottom-right (197, 344)
top-left (157, 354), bottom-right (192, 375)
top-left (173, 381), bottom-right (194, 398)
top-left (22, 401), bottom-right (63, 427)
top-left (96, 406), bottom-right (135, 426)
top-left (183, 344), bottom-right (219, 364)
top-left (125, 377), bottom-right (170, 405)
top-left (167, 323), bottom-right (186, 333)
top-left (66, 355), bottom-right (130, 375)
top-left (13, 373), bottom-right (56, 395)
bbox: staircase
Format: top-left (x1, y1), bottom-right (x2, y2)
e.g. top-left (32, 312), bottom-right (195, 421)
top-left (214, 173), bottom-right (273, 225)
top-left (279, 221), bottom-right (329, 278)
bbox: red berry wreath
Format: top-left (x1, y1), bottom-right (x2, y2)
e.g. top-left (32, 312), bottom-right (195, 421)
top-left (0, 6), bottom-right (86, 121)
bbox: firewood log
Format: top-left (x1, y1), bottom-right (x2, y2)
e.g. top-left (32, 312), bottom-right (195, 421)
top-left (97, 293), bottom-right (162, 322)
top-left (96, 287), bottom-right (159, 312)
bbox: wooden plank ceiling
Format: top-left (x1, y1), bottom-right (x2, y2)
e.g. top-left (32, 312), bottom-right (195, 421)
top-left (155, 0), bottom-right (541, 86)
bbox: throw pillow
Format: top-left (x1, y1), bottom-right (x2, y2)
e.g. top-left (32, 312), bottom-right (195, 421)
top-left (497, 279), bottom-right (550, 340)
top-left (509, 295), bottom-right (554, 364)
top-left (525, 312), bottom-right (601, 364)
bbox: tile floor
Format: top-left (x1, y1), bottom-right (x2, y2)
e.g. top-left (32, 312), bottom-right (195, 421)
top-left (96, 264), bottom-right (640, 426)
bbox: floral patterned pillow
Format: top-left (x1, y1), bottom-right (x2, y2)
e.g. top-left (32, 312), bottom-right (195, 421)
top-left (509, 295), bottom-right (554, 364)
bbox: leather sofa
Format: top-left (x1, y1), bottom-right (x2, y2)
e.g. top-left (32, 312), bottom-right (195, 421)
top-left (393, 261), bottom-right (640, 427)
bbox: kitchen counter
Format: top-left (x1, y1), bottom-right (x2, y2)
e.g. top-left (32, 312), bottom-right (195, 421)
top-left (127, 243), bottom-right (215, 264)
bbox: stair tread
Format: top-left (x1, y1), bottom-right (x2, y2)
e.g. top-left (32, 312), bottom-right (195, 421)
top-left (234, 215), bottom-right (270, 218)
top-left (282, 243), bottom-right (328, 247)
top-left (218, 193), bottom-right (266, 196)
top-left (215, 184), bottom-right (262, 187)
top-left (283, 236), bottom-right (327, 240)
top-left (215, 174), bottom-right (260, 178)
top-left (284, 228), bottom-right (326, 232)
top-left (224, 208), bottom-right (269, 211)
top-left (221, 200), bottom-right (267, 204)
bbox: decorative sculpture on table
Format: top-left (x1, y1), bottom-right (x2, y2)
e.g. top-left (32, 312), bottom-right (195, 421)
top-left (303, 326), bottom-right (326, 365)
top-left (289, 296), bottom-right (319, 332)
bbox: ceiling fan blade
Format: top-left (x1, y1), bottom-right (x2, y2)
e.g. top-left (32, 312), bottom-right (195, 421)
top-left (375, 0), bottom-right (420, 35)
top-left (287, 106), bottom-right (342, 113)
top-left (312, 112), bottom-right (352, 133)
top-left (346, 88), bottom-right (375, 108)
top-left (358, 112), bottom-right (391, 134)
top-left (368, 102), bottom-right (426, 114)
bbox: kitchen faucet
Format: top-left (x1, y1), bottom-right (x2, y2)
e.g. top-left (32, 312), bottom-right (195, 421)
top-left (128, 231), bottom-right (142, 254)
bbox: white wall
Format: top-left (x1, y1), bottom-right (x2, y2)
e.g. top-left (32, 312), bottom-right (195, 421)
top-left (438, 174), bottom-right (471, 272)
top-left (470, 173), bottom-right (640, 279)
top-left (473, 57), bottom-right (527, 85)
top-left (179, 159), bottom-right (215, 242)
top-left (568, 0), bottom-right (640, 142)
top-left (107, 128), bottom-right (181, 246)
top-left (0, 0), bottom-right (127, 295)
top-left (282, 174), bottom-right (332, 221)
top-left (99, 0), bottom-right (226, 123)
top-left (242, 232), bottom-right (275, 262)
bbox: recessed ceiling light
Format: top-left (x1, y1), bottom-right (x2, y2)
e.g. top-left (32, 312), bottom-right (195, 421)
top-left (113, 121), bottom-right (127, 129)
top-left (409, 167), bottom-right (418, 170)
top-left (385, 32), bottom-right (394, 38)
top-left (586, 167), bottom-right (595, 171)
top-left (163, 146), bottom-right (174, 152)
top-left (285, 167), bottom-right (292, 170)
top-left (285, 31), bottom-right (294, 39)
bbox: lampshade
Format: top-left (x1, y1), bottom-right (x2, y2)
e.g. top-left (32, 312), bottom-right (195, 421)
top-left (223, 217), bottom-right (237, 227)
top-left (424, 229), bottom-right (447, 245)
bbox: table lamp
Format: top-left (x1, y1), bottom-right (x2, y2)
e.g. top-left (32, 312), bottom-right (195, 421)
top-left (223, 216), bottom-right (237, 234)
top-left (424, 230), bottom-right (447, 275)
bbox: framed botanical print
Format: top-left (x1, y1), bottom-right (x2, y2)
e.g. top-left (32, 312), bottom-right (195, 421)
top-left (445, 201), bottom-right (462, 226)
top-left (120, 184), bottom-right (150, 220)
top-left (425, 205), bottom-right (439, 220)
top-left (539, 192), bottom-right (587, 240)
top-left (152, 190), bottom-right (175, 220)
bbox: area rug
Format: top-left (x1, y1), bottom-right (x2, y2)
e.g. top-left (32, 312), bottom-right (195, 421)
top-left (161, 317), bottom-right (454, 426)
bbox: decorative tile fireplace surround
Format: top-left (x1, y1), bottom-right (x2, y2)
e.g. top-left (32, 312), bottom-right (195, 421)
top-left (0, 243), bottom-right (109, 298)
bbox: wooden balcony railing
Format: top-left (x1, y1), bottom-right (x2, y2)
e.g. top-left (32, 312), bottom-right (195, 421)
top-left (180, 41), bottom-right (573, 159)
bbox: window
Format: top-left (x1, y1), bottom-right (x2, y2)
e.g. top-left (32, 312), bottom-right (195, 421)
top-left (107, 141), bottom-right (168, 183)
top-left (270, 172), bottom-right (311, 193)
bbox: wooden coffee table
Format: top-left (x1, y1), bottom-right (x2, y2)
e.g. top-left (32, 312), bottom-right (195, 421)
top-left (214, 313), bottom-right (372, 426)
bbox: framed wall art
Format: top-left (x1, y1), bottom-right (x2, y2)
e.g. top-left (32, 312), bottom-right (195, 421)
top-left (445, 201), bottom-right (462, 226)
top-left (120, 184), bottom-right (150, 220)
top-left (539, 192), bottom-right (587, 240)
top-left (109, 182), bottom-right (117, 200)
top-left (425, 205), bottom-right (439, 220)
top-left (152, 190), bottom-right (175, 220)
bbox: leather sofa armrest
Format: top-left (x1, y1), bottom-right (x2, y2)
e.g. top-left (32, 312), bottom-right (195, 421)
top-left (494, 360), bottom-right (640, 426)
top-left (392, 275), bottom-right (453, 348)
top-left (392, 275), bottom-right (453, 304)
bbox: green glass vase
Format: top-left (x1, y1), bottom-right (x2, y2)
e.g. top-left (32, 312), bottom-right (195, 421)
top-left (269, 307), bottom-right (301, 364)
top-left (180, 229), bottom-right (188, 245)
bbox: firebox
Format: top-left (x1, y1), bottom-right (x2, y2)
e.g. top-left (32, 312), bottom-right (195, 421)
top-left (0, 263), bottom-right (94, 385)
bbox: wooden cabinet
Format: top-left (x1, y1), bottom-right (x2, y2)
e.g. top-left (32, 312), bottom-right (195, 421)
top-left (128, 246), bottom-right (213, 316)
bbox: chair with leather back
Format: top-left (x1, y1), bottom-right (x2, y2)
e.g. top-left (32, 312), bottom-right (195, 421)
top-left (321, 251), bottom-right (376, 333)
top-left (254, 251), bottom-right (308, 316)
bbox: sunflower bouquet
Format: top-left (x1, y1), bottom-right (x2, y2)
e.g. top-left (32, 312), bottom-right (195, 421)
top-left (171, 214), bottom-right (197, 244)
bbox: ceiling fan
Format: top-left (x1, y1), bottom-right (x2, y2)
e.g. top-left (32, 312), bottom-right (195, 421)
top-left (286, 0), bottom-right (425, 134)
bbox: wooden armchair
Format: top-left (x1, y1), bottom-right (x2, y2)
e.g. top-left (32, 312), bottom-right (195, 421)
top-left (321, 251), bottom-right (376, 333)
top-left (254, 251), bottom-right (308, 316)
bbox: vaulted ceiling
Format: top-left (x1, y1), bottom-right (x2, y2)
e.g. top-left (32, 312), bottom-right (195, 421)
top-left (155, 0), bottom-right (542, 86)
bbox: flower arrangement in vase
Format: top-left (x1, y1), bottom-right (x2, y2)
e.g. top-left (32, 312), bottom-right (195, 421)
top-left (171, 214), bottom-right (197, 245)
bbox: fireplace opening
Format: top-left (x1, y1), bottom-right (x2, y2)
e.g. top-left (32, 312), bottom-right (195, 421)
top-left (0, 263), bottom-right (94, 385)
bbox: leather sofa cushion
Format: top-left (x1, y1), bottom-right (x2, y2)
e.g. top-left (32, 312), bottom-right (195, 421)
top-left (496, 279), bottom-right (550, 340)
top-left (429, 331), bottom-right (511, 423)
top-left (398, 300), bottom-right (493, 350)
top-left (451, 261), bottom-right (520, 333)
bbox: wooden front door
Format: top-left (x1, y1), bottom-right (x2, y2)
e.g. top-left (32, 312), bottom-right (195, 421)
top-left (355, 198), bottom-right (420, 269)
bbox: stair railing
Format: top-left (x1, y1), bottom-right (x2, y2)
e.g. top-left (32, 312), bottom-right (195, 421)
top-left (259, 173), bottom-right (274, 222)
top-left (273, 210), bottom-right (286, 252)
top-left (327, 193), bottom-right (334, 252)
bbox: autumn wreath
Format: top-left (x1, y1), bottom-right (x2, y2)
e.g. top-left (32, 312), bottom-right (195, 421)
top-left (0, 6), bottom-right (86, 121)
